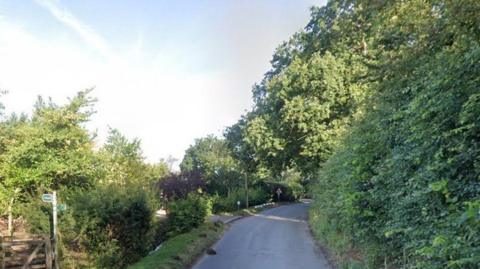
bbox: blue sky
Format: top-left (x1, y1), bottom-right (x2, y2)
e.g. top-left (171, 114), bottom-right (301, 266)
top-left (0, 0), bottom-right (325, 166)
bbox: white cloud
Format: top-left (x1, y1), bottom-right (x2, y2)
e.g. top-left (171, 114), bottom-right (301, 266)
top-left (34, 0), bottom-right (115, 61)
top-left (0, 19), bottom-right (99, 109)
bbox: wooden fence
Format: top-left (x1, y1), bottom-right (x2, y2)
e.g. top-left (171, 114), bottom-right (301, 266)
top-left (0, 236), bottom-right (52, 269)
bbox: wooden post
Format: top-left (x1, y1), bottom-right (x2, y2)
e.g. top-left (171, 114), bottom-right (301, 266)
top-left (1, 238), bottom-right (6, 269)
top-left (52, 192), bottom-right (59, 269)
top-left (45, 237), bottom-right (53, 269)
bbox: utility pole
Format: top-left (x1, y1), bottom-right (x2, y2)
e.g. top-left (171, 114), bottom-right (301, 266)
top-left (244, 173), bottom-right (249, 208)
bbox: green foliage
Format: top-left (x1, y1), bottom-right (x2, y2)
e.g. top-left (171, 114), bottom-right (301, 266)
top-left (167, 193), bottom-right (212, 235)
top-left (224, 116), bottom-right (259, 174)
top-left (17, 195), bottom-right (52, 235)
top-left (99, 128), bottom-right (169, 188)
top-left (0, 90), bottom-right (99, 199)
top-left (280, 168), bottom-right (305, 200)
top-left (306, 1), bottom-right (480, 268)
top-left (180, 135), bottom-right (242, 196)
top-left (232, 0), bottom-right (370, 178)
top-left (61, 186), bottom-right (154, 268)
top-left (249, 52), bottom-right (365, 174)
top-left (211, 187), bottom-right (270, 213)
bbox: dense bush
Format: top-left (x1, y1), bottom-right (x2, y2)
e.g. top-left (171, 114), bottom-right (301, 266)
top-left (211, 187), bottom-right (270, 213)
top-left (248, 187), bottom-right (271, 206)
top-left (62, 186), bottom-right (155, 268)
top-left (167, 193), bottom-right (212, 235)
top-left (313, 46), bottom-right (480, 268)
top-left (211, 181), bottom-right (303, 214)
top-left (306, 1), bottom-right (480, 268)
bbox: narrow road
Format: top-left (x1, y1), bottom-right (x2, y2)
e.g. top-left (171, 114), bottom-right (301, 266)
top-left (192, 203), bottom-right (332, 269)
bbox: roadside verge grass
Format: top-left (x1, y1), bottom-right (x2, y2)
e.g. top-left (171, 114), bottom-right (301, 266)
top-left (128, 222), bottom-right (225, 269)
top-left (309, 205), bottom-right (368, 269)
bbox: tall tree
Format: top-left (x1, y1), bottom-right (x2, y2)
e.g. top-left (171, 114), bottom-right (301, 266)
top-left (0, 90), bottom-right (99, 195)
top-left (180, 135), bottom-right (241, 196)
top-left (99, 128), bottom-right (169, 187)
top-left (0, 90), bottom-right (100, 233)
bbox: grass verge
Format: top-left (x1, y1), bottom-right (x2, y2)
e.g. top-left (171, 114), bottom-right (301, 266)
top-left (128, 222), bottom-right (225, 269)
top-left (308, 206), bottom-right (368, 269)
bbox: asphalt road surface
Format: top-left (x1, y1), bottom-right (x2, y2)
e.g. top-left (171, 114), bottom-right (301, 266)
top-left (192, 203), bottom-right (332, 269)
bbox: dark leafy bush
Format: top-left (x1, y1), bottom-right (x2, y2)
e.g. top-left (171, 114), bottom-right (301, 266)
top-left (248, 187), bottom-right (271, 206)
top-left (157, 171), bottom-right (205, 202)
top-left (167, 193), bottom-right (211, 235)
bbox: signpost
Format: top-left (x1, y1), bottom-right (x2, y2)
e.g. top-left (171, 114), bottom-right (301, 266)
top-left (57, 204), bottom-right (67, 212)
top-left (43, 192), bottom-right (61, 269)
top-left (42, 193), bottom-right (53, 203)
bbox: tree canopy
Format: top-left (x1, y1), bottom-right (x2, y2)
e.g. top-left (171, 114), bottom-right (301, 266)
top-left (180, 135), bottom-right (242, 196)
